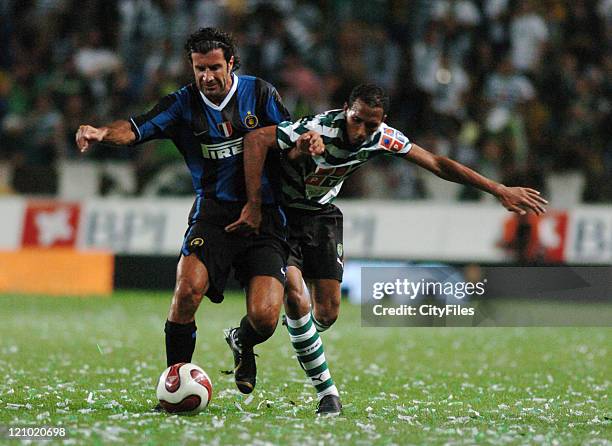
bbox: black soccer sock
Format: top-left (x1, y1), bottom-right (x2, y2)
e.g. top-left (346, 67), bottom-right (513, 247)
top-left (164, 320), bottom-right (197, 367)
top-left (237, 315), bottom-right (271, 349)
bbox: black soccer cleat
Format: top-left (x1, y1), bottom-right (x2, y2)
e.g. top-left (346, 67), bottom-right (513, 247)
top-left (316, 394), bottom-right (342, 416)
top-left (224, 327), bottom-right (257, 394)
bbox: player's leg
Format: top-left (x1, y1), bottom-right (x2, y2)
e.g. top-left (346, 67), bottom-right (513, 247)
top-left (306, 206), bottom-right (344, 333)
top-left (165, 254), bottom-right (209, 367)
top-left (224, 208), bottom-right (288, 394)
top-left (166, 215), bottom-right (231, 368)
top-left (225, 275), bottom-right (284, 394)
top-left (244, 275), bottom-right (285, 342)
top-left (309, 279), bottom-right (341, 332)
top-left (284, 266), bottom-right (341, 414)
top-left (288, 206), bottom-right (344, 413)
top-left (284, 266), bottom-right (312, 319)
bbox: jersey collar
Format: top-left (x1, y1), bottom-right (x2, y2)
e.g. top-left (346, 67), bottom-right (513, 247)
top-left (199, 73), bottom-right (239, 111)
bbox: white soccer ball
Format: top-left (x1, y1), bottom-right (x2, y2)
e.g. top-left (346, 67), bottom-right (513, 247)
top-left (156, 362), bottom-right (212, 413)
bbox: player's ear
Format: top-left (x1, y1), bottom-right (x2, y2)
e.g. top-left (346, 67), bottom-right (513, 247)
top-left (343, 102), bottom-right (348, 112)
top-left (227, 56), bottom-right (234, 72)
top-left (383, 114), bottom-right (388, 122)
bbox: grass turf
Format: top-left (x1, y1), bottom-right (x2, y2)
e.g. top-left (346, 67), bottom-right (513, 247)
top-left (0, 292), bottom-right (610, 445)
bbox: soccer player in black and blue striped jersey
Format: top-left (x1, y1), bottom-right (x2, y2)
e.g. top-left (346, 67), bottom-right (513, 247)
top-left (76, 28), bottom-right (303, 408)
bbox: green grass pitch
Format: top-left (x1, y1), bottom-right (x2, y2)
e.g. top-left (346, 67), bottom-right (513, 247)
top-left (1, 292), bottom-right (610, 445)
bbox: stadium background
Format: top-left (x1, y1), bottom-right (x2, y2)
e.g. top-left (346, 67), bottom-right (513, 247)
top-left (1, 0), bottom-right (610, 294)
top-left (2, 0), bottom-right (611, 200)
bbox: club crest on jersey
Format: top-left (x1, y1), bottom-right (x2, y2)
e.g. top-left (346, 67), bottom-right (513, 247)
top-left (217, 121), bottom-right (233, 137)
top-left (244, 111), bottom-right (258, 129)
top-left (190, 237), bottom-right (204, 247)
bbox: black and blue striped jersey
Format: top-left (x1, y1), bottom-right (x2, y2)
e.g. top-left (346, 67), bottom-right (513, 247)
top-left (130, 73), bottom-right (290, 205)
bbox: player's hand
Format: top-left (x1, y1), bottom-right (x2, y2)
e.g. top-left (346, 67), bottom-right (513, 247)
top-left (225, 201), bottom-right (262, 236)
top-left (296, 130), bottom-right (325, 156)
top-left (75, 125), bottom-right (108, 152)
top-left (495, 185), bottom-right (548, 216)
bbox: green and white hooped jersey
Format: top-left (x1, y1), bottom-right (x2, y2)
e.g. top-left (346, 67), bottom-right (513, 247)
top-left (276, 109), bottom-right (412, 210)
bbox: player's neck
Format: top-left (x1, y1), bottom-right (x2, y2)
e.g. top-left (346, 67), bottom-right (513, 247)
top-left (206, 76), bottom-right (233, 106)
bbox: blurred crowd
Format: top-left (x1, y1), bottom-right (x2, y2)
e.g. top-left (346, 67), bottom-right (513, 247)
top-left (0, 0), bottom-right (610, 201)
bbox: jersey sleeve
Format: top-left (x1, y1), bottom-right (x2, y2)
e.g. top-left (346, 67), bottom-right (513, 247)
top-left (377, 125), bottom-right (412, 157)
top-left (275, 115), bottom-right (320, 151)
top-left (255, 78), bottom-right (291, 125)
top-left (129, 91), bottom-right (184, 144)
top-left (265, 87), bottom-right (291, 124)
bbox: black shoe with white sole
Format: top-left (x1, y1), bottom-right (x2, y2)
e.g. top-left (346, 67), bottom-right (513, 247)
top-left (316, 394), bottom-right (342, 415)
top-left (224, 327), bottom-right (257, 394)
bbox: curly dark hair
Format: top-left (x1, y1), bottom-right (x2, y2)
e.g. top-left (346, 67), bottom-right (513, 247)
top-left (348, 83), bottom-right (389, 114)
top-left (184, 27), bottom-right (241, 71)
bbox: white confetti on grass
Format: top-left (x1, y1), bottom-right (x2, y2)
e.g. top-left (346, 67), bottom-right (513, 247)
top-left (256, 400), bottom-right (272, 410)
top-left (36, 411), bottom-right (50, 420)
top-left (211, 417), bottom-right (224, 428)
top-left (398, 414), bottom-right (421, 425)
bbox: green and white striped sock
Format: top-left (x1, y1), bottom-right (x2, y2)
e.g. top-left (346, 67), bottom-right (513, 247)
top-left (286, 313), bottom-right (339, 400)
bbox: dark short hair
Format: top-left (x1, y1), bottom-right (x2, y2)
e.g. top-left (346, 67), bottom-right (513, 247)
top-left (348, 83), bottom-right (389, 114)
top-left (184, 27), bottom-right (241, 71)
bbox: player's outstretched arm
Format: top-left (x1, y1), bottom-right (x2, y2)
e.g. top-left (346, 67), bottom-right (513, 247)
top-left (405, 144), bottom-right (548, 215)
top-left (75, 120), bottom-right (136, 152)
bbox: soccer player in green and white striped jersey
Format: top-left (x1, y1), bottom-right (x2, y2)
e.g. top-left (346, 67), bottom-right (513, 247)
top-left (227, 84), bottom-right (548, 415)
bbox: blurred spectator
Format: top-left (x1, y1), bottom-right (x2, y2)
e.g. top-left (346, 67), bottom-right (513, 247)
top-left (429, 52), bottom-right (471, 121)
top-left (280, 55), bottom-right (328, 117)
top-left (412, 22), bottom-right (444, 95)
top-left (483, 56), bottom-right (535, 167)
top-left (432, 0), bottom-right (481, 63)
top-left (483, 56), bottom-right (536, 112)
top-left (74, 31), bottom-right (122, 79)
top-left (362, 25), bottom-right (402, 94)
top-left (565, 0), bottom-right (604, 66)
top-left (509, 1), bottom-right (549, 74)
top-left (483, 0), bottom-right (511, 54)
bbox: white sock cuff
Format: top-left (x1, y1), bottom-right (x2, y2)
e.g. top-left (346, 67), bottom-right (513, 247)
top-left (311, 312), bottom-right (330, 332)
top-left (318, 384), bottom-right (339, 400)
top-left (286, 313), bottom-right (311, 329)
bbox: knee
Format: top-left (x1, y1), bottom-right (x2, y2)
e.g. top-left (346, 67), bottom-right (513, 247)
top-left (285, 282), bottom-right (310, 314)
top-left (249, 308), bottom-right (279, 339)
top-left (313, 301), bottom-right (339, 328)
top-left (285, 279), bottom-right (304, 302)
top-left (313, 308), bottom-right (338, 328)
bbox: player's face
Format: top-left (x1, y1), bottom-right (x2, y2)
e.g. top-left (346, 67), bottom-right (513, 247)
top-left (344, 99), bottom-right (386, 147)
top-left (191, 49), bottom-right (234, 103)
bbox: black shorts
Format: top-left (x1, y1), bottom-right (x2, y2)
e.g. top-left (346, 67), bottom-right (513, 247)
top-left (285, 204), bottom-right (344, 281)
top-left (181, 199), bottom-right (289, 303)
